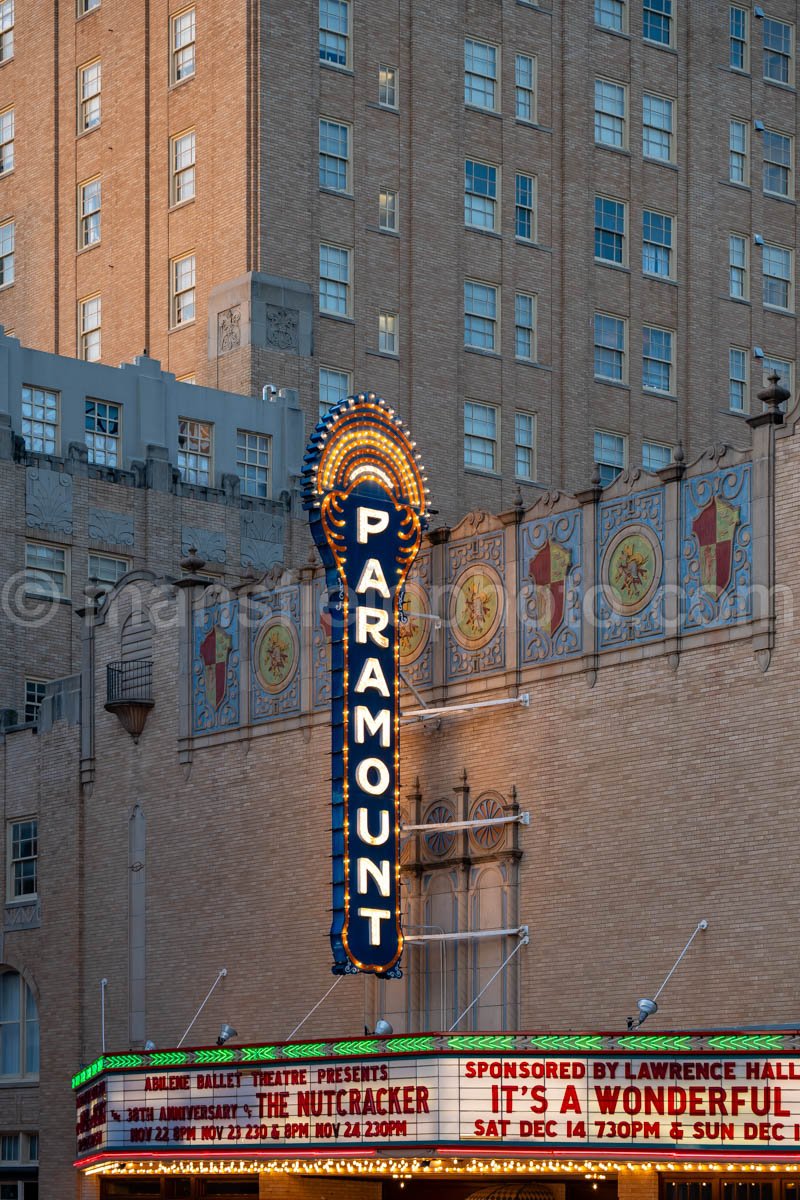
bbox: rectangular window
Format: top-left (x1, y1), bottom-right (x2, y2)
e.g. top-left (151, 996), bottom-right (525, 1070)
top-left (84, 398), bottom-right (120, 466)
top-left (0, 1), bottom-right (13, 62)
top-left (729, 119), bottom-right (749, 183)
top-left (319, 366), bottom-right (351, 416)
top-left (0, 220), bottom-right (13, 287)
top-left (729, 346), bottom-right (748, 412)
top-left (319, 118), bottom-right (350, 192)
top-left (763, 128), bottom-right (792, 196)
top-left (594, 78), bottom-right (627, 148)
top-left (643, 0), bottom-right (672, 46)
top-left (642, 440), bottom-right (672, 472)
top-left (171, 131), bottom-right (195, 204)
top-left (464, 401), bottom-right (497, 471)
top-left (79, 177), bottom-right (101, 246)
top-left (0, 1135), bottom-right (18, 1163)
top-left (515, 53), bottom-right (536, 122)
top-left (23, 682), bottom-right (46, 726)
top-left (379, 188), bottom-right (398, 232)
top-left (763, 16), bottom-right (792, 84)
top-left (730, 6), bottom-right (748, 70)
top-left (88, 553), bottom-right (129, 593)
top-left (8, 820), bottom-right (36, 899)
top-left (595, 0), bottom-right (625, 32)
top-left (236, 430), bottom-right (271, 499)
top-left (729, 234), bottom-right (749, 299)
top-left (378, 310), bottom-right (398, 355)
top-left (465, 159), bottom-right (498, 231)
top-left (763, 355), bottom-right (793, 399)
top-left (642, 325), bottom-right (674, 393)
top-left (378, 64), bottom-right (398, 108)
top-left (643, 92), bottom-right (674, 160)
top-left (515, 173), bottom-right (536, 241)
top-left (594, 430), bottom-right (626, 486)
top-left (25, 542), bottom-right (67, 599)
top-left (515, 293), bottom-right (536, 361)
top-left (514, 412), bottom-right (536, 479)
top-left (594, 312), bottom-right (626, 381)
top-left (21, 386), bottom-right (58, 455)
top-left (464, 280), bottom-right (498, 351)
top-left (79, 0), bottom-right (101, 12)
top-left (0, 107), bottom-right (13, 174)
top-left (79, 60), bottom-right (101, 131)
top-left (319, 0), bottom-right (349, 67)
top-left (177, 418), bottom-right (212, 485)
top-left (319, 243), bottom-right (350, 315)
top-left (763, 243), bottom-right (792, 310)
top-left (171, 254), bottom-right (196, 326)
top-left (594, 196), bottom-right (626, 264)
top-left (171, 7), bottom-right (196, 83)
top-left (643, 210), bottom-right (673, 277)
top-left (79, 295), bottom-right (101, 360)
top-left (464, 38), bottom-right (497, 110)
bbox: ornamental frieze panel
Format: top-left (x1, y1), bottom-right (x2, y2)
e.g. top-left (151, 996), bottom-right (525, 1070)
top-left (445, 521), bottom-right (506, 680)
top-left (88, 507), bottom-right (135, 547)
top-left (312, 578), bottom-right (332, 709)
top-left (249, 584), bottom-right (302, 723)
top-left (596, 488), bottom-right (666, 650)
top-left (399, 549), bottom-right (434, 690)
top-left (191, 601), bottom-right (240, 733)
top-left (680, 463), bottom-right (752, 632)
top-left (25, 467), bottom-right (73, 533)
top-left (519, 507), bottom-right (583, 665)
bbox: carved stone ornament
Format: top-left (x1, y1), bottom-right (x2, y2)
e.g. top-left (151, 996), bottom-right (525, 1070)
top-left (25, 468), bottom-right (73, 533)
top-left (265, 304), bottom-right (300, 351)
top-left (4, 901), bottom-right (41, 931)
top-left (217, 305), bottom-right (242, 355)
top-left (241, 510), bottom-right (284, 572)
top-left (88, 507), bottom-right (135, 547)
top-left (181, 527), bottom-right (227, 564)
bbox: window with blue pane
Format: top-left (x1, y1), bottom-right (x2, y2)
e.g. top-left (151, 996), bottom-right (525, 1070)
top-left (763, 17), bottom-right (791, 84)
top-left (464, 38), bottom-right (497, 109)
top-left (730, 6), bottom-right (748, 69)
top-left (642, 326), bottom-right (673, 392)
top-left (21, 386), bottom-right (58, 455)
top-left (465, 160), bottom-right (497, 230)
top-left (85, 399), bottom-right (120, 466)
top-left (319, 119), bottom-right (349, 191)
top-left (642, 441), bottom-right (671, 472)
top-left (237, 431), bottom-right (271, 499)
top-left (515, 173), bottom-right (535, 240)
top-left (464, 401), bottom-right (497, 471)
top-left (515, 293), bottom-right (535, 360)
top-left (464, 281), bottom-right (497, 350)
top-left (594, 430), bottom-right (625, 485)
top-left (594, 313), bottom-right (625, 381)
top-left (643, 0), bottom-right (672, 45)
top-left (0, 972), bottom-right (37, 1078)
top-left (643, 210), bottom-right (672, 277)
top-left (319, 0), bottom-right (349, 66)
top-left (595, 0), bottom-right (625, 32)
top-left (594, 196), bottom-right (625, 263)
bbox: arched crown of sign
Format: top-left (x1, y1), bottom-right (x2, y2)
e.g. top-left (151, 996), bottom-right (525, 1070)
top-left (301, 393), bottom-right (430, 517)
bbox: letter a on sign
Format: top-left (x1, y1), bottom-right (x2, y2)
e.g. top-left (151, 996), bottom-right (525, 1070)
top-left (303, 393), bottom-right (429, 976)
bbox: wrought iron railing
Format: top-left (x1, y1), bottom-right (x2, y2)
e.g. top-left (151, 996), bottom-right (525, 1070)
top-left (106, 661), bottom-right (153, 705)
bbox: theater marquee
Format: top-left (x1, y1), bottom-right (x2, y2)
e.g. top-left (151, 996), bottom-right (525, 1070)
top-left (75, 1035), bottom-right (800, 1169)
top-left (302, 393), bottom-right (428, 977)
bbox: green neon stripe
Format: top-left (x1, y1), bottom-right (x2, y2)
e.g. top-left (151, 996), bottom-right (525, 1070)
top-left (282, 1042), bottom-right (327, 1059)
top-left (528, 1035), bottom-right (604, 1051)
top-left (149, 1051), bottom-right (189, 1066)
top-left (617, 1035), bottom-right (693, 1051)
top-left (195, 1048), bottom-right (236, 1064)
top-left (334, 1040), bottom-right (380, 1055)
top-left (239, 1046), bottom-right (278, 1062)
top-left (385, 1036), bottom-right (436, 1054)
top-left (105, 1054), bottom-right (144, 1070)
top-left (71, 1056), bottom-right (105, 1089)
top-left (707, 1035), bottom-right (785, 1051)
top-left (447, 1035), bottom-right (516, 1051)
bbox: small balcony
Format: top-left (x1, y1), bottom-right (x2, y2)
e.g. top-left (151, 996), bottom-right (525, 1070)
top-left (105, 661), bottom-right (154, 742)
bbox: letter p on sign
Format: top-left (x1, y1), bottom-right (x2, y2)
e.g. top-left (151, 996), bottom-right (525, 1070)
top-left (357, 507), bottom-right (390, 543)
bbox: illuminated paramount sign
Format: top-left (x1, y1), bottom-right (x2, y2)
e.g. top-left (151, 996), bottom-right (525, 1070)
top-left (302, 393), bottom-right (428, 976)
top-left (75, 1045), bottom-right (800, 1165)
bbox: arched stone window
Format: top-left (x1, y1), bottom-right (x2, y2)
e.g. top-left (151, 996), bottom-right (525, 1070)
top-left (0, 970), bottom-right (38, 1078)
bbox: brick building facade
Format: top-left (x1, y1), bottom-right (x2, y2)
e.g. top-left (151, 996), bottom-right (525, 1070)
top-left (0, 389), bottom-right (798, 1196)
top-left (0, 3), bottom-right (797, 520)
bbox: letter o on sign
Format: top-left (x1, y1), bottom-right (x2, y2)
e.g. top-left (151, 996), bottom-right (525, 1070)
top-left (355, 757), bottom-right (391, 796)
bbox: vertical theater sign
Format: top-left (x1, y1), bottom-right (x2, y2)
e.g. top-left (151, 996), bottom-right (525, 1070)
top-left (302, 393), bottom-right (428, 976)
